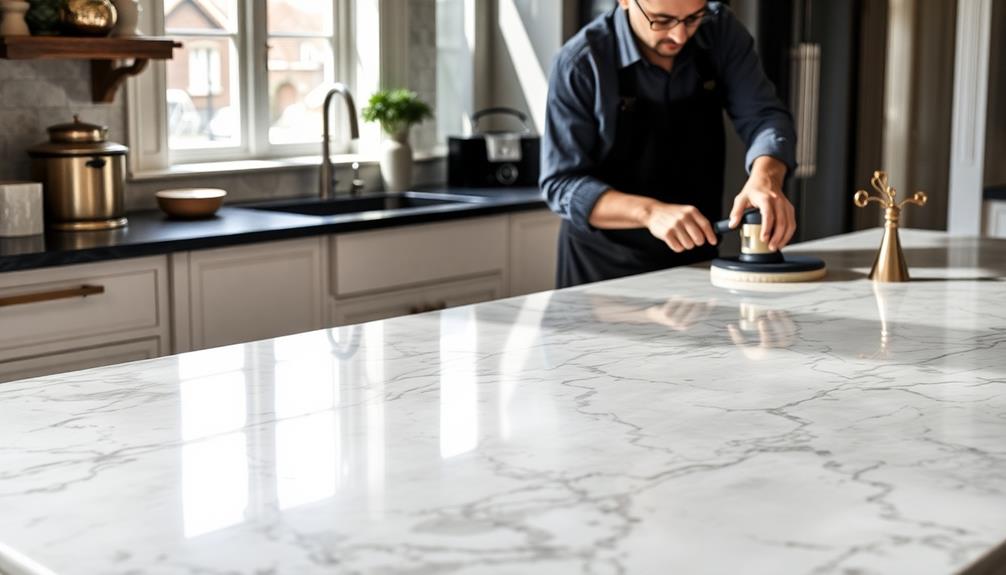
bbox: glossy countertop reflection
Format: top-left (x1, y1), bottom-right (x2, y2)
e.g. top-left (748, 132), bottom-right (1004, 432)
top-left (1, 230), bottom-right (1005, 575)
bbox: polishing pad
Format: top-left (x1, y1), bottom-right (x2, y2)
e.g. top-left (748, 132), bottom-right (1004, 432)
top-left (710, 255), bottom-right (827, 286)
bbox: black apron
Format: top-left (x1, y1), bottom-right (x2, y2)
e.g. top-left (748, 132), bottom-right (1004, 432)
top-left (556, 45), bottom-right (726, 288)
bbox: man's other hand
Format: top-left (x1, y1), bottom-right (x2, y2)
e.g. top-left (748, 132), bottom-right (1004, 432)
top-left (730, 156), bottom-right (795, 251)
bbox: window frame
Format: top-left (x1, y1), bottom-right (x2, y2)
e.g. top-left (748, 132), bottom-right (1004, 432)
top-left (129, 0), bottom-right (358, 172)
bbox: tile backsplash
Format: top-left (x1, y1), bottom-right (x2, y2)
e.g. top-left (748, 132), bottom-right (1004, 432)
top-left (0, 60), bottom-right (126, 185)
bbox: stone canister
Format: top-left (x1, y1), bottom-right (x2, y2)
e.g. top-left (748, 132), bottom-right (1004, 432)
top-left (109, 0), bottom-right (137, 36)
top-left (61, 0), bottom-right (116, 36)
top-left (0, 182), bottom-right (44, 237)
top-left (0, 0), bottom-right (32, 35)
top-left (24, 0), bottom-right (62, 35)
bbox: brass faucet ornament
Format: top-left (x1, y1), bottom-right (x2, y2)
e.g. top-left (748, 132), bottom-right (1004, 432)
top-left (853, 171), bottom-right (927, 282)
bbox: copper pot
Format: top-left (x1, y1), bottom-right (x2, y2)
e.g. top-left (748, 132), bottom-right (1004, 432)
top-left (61, 0), bottom-right (117, 36)
top-left (27, 115), bottom-right (128, 231)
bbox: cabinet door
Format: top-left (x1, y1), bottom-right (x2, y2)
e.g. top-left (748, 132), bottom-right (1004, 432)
top-left (0, 338), bottom-right (161, 384)
top-left (330, 273), bottom-right (504, 326)
top-left (985, 200), bottom-right (1006, 238)
top-left (508, 210), bottom-right (561, 296)
top-left (176, 237), bottom-right (326, 351)
top-left (0, 256), bottom-right (169, 362)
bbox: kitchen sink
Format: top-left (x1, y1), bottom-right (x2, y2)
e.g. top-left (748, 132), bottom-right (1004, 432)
top-left (241, 191), bottom-right (489, 217)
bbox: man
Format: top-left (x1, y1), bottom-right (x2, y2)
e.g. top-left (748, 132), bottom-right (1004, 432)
top-left (540, 0), bottom-right (797, 288)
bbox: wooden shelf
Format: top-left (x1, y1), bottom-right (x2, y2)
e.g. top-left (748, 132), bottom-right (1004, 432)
top-left (0, 35), bottom-right (178, 60)
top-left (0, 36), bottom-right (180, 103)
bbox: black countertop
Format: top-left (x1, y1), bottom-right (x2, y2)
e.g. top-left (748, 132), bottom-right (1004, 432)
top-left (986, 185), bottom-right (1006, 201)
top-left (0, 187), bottom-right (546, 273)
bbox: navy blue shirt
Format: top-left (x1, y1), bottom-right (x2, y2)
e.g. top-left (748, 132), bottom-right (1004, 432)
top-left (540, 4), bottom-right (796, 232)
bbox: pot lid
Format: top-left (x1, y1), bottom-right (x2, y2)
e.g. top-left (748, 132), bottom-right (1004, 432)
top-left (27, 141), bottom-right (128, 157)
top-left (46, 115), bottom-right (108, 143)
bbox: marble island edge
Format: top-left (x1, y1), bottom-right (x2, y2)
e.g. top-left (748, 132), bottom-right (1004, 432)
top-left (0, 229), bottom-right (1004, 574)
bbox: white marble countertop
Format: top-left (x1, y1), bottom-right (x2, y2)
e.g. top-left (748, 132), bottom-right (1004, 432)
top-left (1, 229), bottom-right (1005, 575)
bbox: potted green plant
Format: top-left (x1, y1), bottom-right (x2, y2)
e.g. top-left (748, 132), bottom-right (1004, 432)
top-left (362, 89), bottom-right (433, 191)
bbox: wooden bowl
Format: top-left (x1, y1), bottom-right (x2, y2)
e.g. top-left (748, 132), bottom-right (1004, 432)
top-left (155, 188), bottom-right (227, 218)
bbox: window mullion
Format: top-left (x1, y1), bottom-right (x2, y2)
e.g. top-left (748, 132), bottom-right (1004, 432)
top-left (126, 0), bottom-right (170, 174)
top-left (247, 0), bottom-right (269, 158)
top-left (335, 0), bottom-right (354, 154)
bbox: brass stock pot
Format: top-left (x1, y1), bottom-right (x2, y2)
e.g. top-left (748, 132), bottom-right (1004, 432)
top-left (28, 115), bottom-right (128, 231)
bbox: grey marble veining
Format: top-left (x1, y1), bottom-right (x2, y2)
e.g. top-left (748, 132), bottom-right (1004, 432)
top-left (1, 229), bottom-right (1004, 575)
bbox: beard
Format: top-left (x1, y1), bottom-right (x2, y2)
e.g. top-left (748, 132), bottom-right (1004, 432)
top-left (653, 38), bottom-right (684, 56)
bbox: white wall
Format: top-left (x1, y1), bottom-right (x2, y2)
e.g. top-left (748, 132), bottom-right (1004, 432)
top-left (948, 0), bottom-right (994, 234)
top-left (489, 0), bottom-right (564, 133)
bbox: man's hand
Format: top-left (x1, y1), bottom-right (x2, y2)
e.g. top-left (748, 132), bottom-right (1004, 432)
top-left (588, 190), bottom-right (717, 253)
top-left (642, 203), bottom-right (718, 253)
top-left (730, 156), bottom-right (795, 251)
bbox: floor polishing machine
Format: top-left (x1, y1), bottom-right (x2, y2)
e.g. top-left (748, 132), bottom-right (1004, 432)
top-left (709, 209), bottom-right (827, 285)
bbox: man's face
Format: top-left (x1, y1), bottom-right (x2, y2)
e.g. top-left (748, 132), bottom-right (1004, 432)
top-left (620, 0), bottom-right (708, 59)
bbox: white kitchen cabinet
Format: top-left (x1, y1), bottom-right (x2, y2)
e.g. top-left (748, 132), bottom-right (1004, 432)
top-left (0, 256), bottom-right (170, 383)
top-left (984, 200), bottom-right (1006, 238)
top-left (328, 216), bottom-right (509, 325)
top-left (330, 215), bottom-right (509, 297)
top-left (0, 338), bottom-right (161, 383)
top-left (0, 207), bottom-right (557, 381)
top-left (172, 236), bottom-right (326, 352)
top-left (508, 209), bottom-right (561, 296)
top-left (326, 211), bottom-right (560, 326)
top-left (329, 273), bottom-right (504, 325)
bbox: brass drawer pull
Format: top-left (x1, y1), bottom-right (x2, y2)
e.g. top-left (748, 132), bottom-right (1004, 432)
top-left (0, 284), bottom-right (105, 308)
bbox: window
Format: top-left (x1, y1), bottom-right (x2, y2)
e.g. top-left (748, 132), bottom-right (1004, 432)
top-left (164, 0), bottom-right (241, 151)
top-left (133, 0), bottom-right (357, 167)
top-left (129, 1), bottom-right (471, 174)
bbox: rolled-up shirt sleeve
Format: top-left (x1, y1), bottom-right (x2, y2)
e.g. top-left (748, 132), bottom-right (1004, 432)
top-left (539, 51), bottom-right (610, 232)
top-left (715, 8), bottom-right (797, 174)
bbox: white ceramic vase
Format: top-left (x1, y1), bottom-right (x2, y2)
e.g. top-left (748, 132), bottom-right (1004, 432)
top-left (380, 129), bottom-right (413, 192)
top-left (110, 0), bottom-right (140, 36)
top-left (0, 0), bottom-right (31, 36)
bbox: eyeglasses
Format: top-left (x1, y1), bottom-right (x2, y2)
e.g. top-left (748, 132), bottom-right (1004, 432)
top-left (633, 0), bottom-right (708, 31)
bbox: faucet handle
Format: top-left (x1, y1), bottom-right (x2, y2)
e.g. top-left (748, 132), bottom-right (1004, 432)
top-left (350, 161), bottom-right (365, 196)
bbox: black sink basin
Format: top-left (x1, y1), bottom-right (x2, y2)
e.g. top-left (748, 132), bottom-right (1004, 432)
top-left (242, 191), bottom-right (488, 217)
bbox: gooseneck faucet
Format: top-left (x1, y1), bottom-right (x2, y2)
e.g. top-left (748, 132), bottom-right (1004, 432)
top-left (320, 83), bottom-right (360, 199)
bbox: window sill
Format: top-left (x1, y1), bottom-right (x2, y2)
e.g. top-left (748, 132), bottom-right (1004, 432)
top-left (130, 147), bottom-right (447, 182)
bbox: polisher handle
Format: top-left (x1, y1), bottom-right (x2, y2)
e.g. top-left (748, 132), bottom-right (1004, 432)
top-left (712, 218), bottom-right (734, 236)
top-left (713, 208), bottom-right (760, 236)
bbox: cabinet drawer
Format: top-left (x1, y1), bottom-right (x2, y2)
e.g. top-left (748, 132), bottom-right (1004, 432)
top-left (331, 216), bottom-right (507, 296)
top-left (330, 273), bottom-right (504, 326)
top-left (0, 256), bottom-right (168, 360)
top-left (0, 338), bottom-right (161, 384)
